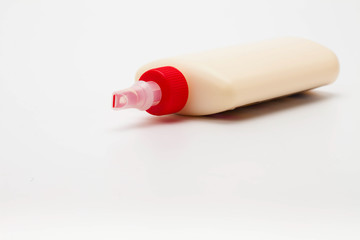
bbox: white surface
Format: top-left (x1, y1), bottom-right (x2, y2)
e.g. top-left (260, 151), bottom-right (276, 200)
top-left (0, 0), bottom-right (359, 239)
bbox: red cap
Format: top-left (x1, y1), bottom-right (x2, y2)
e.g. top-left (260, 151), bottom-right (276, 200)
top-left (139, 66), bottom-right (189, 116)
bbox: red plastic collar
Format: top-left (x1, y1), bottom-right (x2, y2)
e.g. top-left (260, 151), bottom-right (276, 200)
top-left (139, 66), bottom-right (188, 116)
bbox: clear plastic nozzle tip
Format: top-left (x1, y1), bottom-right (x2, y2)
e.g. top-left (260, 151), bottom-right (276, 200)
top-left (112, 81), bottom-right (162, 111)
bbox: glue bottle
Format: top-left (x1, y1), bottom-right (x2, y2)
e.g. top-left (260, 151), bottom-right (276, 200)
top-left (112, 37), bottom-right (339, 116)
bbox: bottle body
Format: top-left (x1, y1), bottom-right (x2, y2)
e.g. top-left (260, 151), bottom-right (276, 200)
top-left (135, 37), bottom-right (339, 116)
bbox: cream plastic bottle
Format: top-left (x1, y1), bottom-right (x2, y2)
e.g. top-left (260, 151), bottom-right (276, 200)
top-left (112, 37), bottom-right (339, 116)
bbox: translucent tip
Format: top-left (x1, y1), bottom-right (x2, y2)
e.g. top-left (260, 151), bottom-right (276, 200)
top-left (112, 81), bottom-right (161, 111)
top-left (113, 94), bottom-right (128, 108)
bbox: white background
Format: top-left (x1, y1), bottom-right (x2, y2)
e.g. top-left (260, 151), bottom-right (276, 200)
top-left (1, 0), bottom-right (359, 239)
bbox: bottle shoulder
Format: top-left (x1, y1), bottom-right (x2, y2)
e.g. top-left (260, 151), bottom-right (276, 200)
top-left (136, 58), bottom-right (236, 116)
